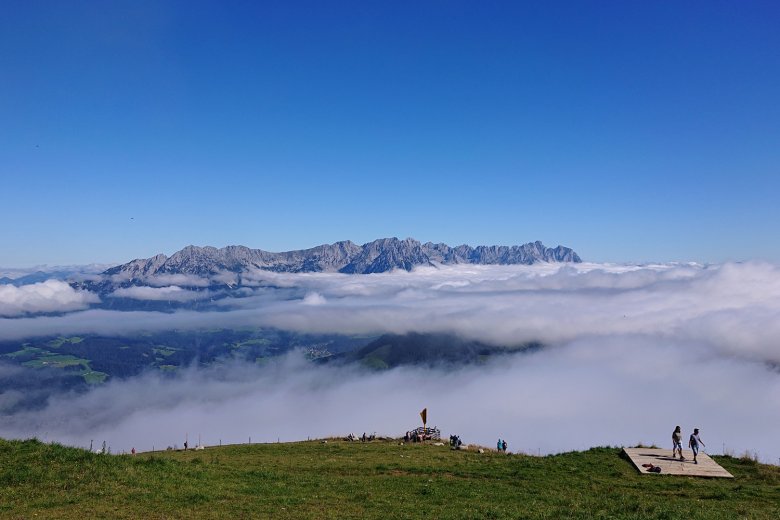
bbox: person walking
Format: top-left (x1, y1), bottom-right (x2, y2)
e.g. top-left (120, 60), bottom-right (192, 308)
top-left (497, 438), bottom-right (502, 452)
top-left (688, 428), bottom-right (706, 464)
top-left (501, 439), bottom-right (507, 453)
top-left (672, 426), bottom-right (684, 460)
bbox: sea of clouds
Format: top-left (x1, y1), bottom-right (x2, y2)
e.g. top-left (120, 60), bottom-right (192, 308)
top-left (1, 262), bottom-right (779, 463)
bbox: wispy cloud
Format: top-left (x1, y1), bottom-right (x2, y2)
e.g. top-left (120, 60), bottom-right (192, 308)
top-left (0, 264), bottom-right (111, 281)
top-left (109, 285), bottom-right (205, 302)
top-left (301, 292), bottom-right (327, 306)
top-left (142, 274), bottom-right (212, 288)
top-left (0, 280), bottom-right (99, 317)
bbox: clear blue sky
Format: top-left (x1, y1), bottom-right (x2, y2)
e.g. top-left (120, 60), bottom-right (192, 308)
top-left (2, 1), bottom-right (778, 266)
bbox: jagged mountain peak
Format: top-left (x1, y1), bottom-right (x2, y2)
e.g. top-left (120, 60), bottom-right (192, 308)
top-left (102, 237), bottom-right (581, 278)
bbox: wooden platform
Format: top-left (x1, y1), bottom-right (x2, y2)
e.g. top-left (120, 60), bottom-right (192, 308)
top-left (623, 448), bottom-right (733, 478)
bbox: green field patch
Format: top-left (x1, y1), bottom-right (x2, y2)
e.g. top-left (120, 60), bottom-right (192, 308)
top-left (231, 338), bottom-right (272, 349)
top-left (361, 353), bottom-right (390, 370)
top-left (152, 347), bottom-right (176, 357)
top-left (235, 338), bottom-right (271, 347)
top-left (47, 337), bottom-right (84, 349)
top-left (22, 354), bottom-right (90, 369)
top-left (4, 346), bottom-right (48, 359)
top-left (82, 371), bottom-right (108, 384)
top-left (158, 365), bottom-right (178, 372)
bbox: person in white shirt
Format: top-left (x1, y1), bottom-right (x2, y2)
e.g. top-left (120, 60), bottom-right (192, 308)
top-left (672, 426), bottom-right (684, 460)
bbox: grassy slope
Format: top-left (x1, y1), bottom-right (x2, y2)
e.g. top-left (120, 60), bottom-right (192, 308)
top-left (1, 439), bottom-right (778, 519)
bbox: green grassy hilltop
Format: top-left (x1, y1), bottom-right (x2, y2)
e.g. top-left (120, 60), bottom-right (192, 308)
top-left (1, 438), bottom-right (778, 519)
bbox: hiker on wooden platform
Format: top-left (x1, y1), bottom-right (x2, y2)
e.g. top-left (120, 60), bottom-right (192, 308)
top-left (672, 426), bottom-right (684, 460)
top-left (689, 428), bottom-right (706, 464)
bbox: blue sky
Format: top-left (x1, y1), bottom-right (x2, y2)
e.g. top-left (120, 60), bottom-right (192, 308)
top-left (1, 1), bottom-right (778, 266)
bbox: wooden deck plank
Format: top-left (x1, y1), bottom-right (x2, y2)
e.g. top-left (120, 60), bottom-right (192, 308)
top-left (623, 447), bottom-right (733, 478)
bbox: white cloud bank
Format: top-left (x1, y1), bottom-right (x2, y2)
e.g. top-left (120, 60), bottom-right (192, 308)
top-left (1, 262), bottom-right (779, 463)
top-left (3, 261), bottom-right (779, 363)
top-left (2, 345), bottom-right (778, 463)
top-left (0, 280), bottom-right (99, 317)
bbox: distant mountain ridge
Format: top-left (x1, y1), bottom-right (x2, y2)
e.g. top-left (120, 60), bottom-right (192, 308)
top-left (104, 238), bottom-right (581, 278)
top-left (323, 332), bottom-right (543, 370)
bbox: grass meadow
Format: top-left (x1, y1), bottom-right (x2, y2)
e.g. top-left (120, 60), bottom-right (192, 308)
top-left (1, 438), bottom-right (778, 519)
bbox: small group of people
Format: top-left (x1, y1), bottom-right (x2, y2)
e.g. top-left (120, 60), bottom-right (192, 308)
top-left (404, 429), bottom-right (436, 443)
top-left (496, 438), bottom-right (508, 452)
top-left (449, 434), bottom-right (463, 449)
top-left (672, 426), bottom-right (706, 464)
top-left (404, 431), bottom-right (422, 443)
top-left (345, 432), bottom-right (376, 442)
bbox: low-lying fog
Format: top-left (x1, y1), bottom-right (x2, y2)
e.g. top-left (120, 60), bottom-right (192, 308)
top-left (1, 262), bottom-right (779, 463)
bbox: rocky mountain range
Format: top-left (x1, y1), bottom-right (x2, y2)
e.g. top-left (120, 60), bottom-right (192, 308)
top-left (103, 238), bottom-right (580, 278)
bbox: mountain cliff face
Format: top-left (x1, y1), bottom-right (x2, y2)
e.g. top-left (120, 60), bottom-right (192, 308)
top-left (422, 241), bottom-right (580, 264)
top-left (103, 237), bottom-right (581, 278)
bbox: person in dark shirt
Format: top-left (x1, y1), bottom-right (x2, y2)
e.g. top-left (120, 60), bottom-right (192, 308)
top-left (688, 428), bottom-right (705, 464)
